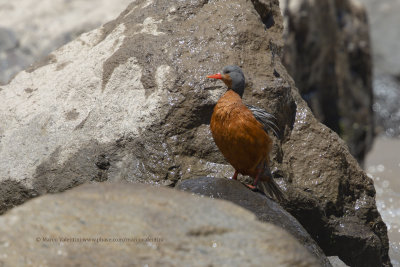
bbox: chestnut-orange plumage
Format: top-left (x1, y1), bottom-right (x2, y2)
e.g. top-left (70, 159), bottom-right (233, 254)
top-left (207, 65), bottom-right (285, 201)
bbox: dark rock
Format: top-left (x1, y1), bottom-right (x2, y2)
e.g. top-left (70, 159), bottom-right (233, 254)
top-left (281, 0), bottom-right (374, 164)
top-left (329, 216), bottom-right (383, 266)
top-left (0, 180), bottom-right (37, 214)
top-left (176, 176), bottom-right (332, 267)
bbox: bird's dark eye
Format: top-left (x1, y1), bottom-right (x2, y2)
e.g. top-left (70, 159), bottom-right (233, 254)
top-left (225, 70), bottom-right (230, 74)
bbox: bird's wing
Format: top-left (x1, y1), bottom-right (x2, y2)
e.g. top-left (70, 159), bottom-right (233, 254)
top-left (246, 104), bottom-right (280, 138)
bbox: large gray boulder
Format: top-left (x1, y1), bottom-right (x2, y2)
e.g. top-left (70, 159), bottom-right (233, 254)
top-left (0, 0), bottom-right (390, 266)
top-left (280, 0), bottom-right (374, 164)
top-left (0, 182), bottom-right (320, 266)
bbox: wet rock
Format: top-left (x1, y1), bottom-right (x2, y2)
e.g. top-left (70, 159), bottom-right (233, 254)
top-left (0, 182), bottom-right (320, 266)
top-left (0, 0), bottom-right (133, 84)
top-left (280, 0), bottom-right (374, 164)
top-left (329, 216), bottom-right (384, 266)
top-left (0, 0), bottom-right (390, 266)
top-left (176, 176), bottom-right (332, 267)
top-left (0, 0), bottom-right (287, 209)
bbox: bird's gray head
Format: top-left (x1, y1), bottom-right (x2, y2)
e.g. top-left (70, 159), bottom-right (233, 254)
top-left (207, 65), bottom-right (246, 97)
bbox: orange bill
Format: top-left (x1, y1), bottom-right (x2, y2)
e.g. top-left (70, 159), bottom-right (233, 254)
top-left (206, 73), bottom-right (223, 79)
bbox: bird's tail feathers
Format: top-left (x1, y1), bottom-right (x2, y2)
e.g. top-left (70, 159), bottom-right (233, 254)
top-left (257, 162), bottom-right (286, 202)
top-left (259, 179), bottom-right (286, 202)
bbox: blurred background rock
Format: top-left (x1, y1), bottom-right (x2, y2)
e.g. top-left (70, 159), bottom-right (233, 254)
top-left (280, 0), bottom-right (400, 265)
top-left (280, 0), bottom-right (374, 165)
top-left (0, 0), bottom-right (132, 85)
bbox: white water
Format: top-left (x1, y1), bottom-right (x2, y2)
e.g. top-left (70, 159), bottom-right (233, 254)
top-left (366, 137), bottom-right (400, 266)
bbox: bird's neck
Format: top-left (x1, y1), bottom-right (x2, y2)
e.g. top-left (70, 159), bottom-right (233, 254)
top-left (230, 86), bottom-right (244, 98)
top-left (227, 89), bottom-right (243, 98)
top-left (220, 90), bottom-right (243, 104)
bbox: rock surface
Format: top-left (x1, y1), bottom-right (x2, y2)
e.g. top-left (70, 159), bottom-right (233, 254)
top-left (0, 0), bottom-right (132, 85)
top-left (176, 176), bottom-right (332, 267)
top-left (0, 182), bottom-right (320, 267)
top-left (0, 0), bottom-right (390, 266)
top-left (280, 0), bottom-right (374, 164)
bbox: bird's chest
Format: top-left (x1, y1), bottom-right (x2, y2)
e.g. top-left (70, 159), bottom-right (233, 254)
top-left (210, 98), bottom-right (269, 173)
top-left (210, 103), bottom-right (254, 149)
top-left (210, 91), bottom-right (245, 140)
top-left (210, 91), bottom-right (242, 136)
top-left (210, 102), bottom-right (235, 137)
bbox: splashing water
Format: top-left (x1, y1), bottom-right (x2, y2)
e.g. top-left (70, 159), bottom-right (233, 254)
top-left (366, 137), bottom-right (400, 266)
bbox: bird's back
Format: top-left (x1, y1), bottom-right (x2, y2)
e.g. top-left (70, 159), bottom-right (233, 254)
top-left (210, 90), bottom-right (272, 177)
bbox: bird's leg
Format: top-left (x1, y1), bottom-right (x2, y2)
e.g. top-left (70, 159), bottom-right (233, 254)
top-left (253, 169), bottom-right (261, 186)
top-left (244, 168), bottom-right (262, 191)
top-left (231, 170), bottom-right (238, 180)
